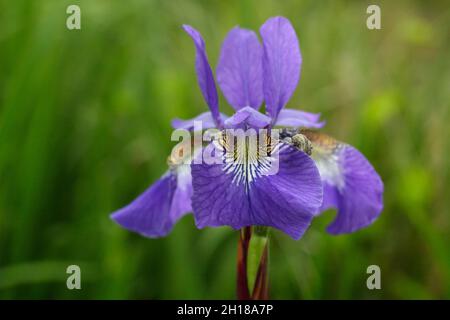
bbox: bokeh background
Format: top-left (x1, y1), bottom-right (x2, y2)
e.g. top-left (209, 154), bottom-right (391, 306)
top-left (0, 0), bottom-right (449, 299)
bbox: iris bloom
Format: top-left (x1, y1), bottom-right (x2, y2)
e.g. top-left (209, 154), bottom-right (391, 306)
top-left (111, 17), bottom-right (383, 241)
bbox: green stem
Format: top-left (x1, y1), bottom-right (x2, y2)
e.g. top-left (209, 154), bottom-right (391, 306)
top-left (246, 226), bottom-right (269, 294)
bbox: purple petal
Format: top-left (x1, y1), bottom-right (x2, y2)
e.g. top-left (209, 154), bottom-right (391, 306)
top-left (275, 109), bottom-right (325, 128)
top-left (111, 167), bottom-right (192, 238)
top-left (217, 27), bottom-right (263, 110)
top-left (316, 145), bottom-right (384, 234)
top-left (171, 111), bottom-right (227, 130)
top-left (224, 106), bottom-right (272, 129)
top-left (191, 144), bottom-right (323, 240)
top-left (260, 17), bottom-right (301, 120)
top-left (183, 25), bottom-right (223, 128)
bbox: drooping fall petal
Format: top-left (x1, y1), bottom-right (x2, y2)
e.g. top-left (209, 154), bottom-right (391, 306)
top-left (191, 141), bottom-right (323, 240)
top-left (302, 130), bottom-right (384, 234)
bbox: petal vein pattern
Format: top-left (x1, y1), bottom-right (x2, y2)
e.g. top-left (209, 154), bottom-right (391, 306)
top-left (214, 131), bottom-right (280, 192)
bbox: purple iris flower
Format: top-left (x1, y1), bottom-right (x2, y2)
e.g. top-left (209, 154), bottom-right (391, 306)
top-left (111, 16), bottom-right (383, 240)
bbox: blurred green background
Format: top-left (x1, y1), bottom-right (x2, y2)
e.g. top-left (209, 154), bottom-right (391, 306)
top-left (0, 0), bottom-right (449, 299)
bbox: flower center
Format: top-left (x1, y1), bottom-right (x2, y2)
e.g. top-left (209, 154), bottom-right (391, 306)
top-left (216, 129), bottom-right (279, 191)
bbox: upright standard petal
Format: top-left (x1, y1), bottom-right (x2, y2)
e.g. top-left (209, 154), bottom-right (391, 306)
top-left (191, 139), bottom-right (323, 240)
top-left (301, 130), bottom-right (384, 234)
top-left (260, 17), bottom-right (302, 121)
top-left (217, 27), bottom-right (263, 110)
top-left (275, 108), bottom-right (325, 129)
top-left (183, 25), bottom-right (223, 128)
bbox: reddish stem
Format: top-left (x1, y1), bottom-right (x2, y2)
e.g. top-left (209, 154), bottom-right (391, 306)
top-left (236, 227), bottom-right (251, 299)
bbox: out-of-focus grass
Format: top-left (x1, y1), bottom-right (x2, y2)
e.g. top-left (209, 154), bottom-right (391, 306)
top-left (0, 0), bottom-right (449, 299)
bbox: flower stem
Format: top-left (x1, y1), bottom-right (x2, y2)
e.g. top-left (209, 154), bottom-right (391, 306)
top-left (236, 226), bottom-right (269, 300)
